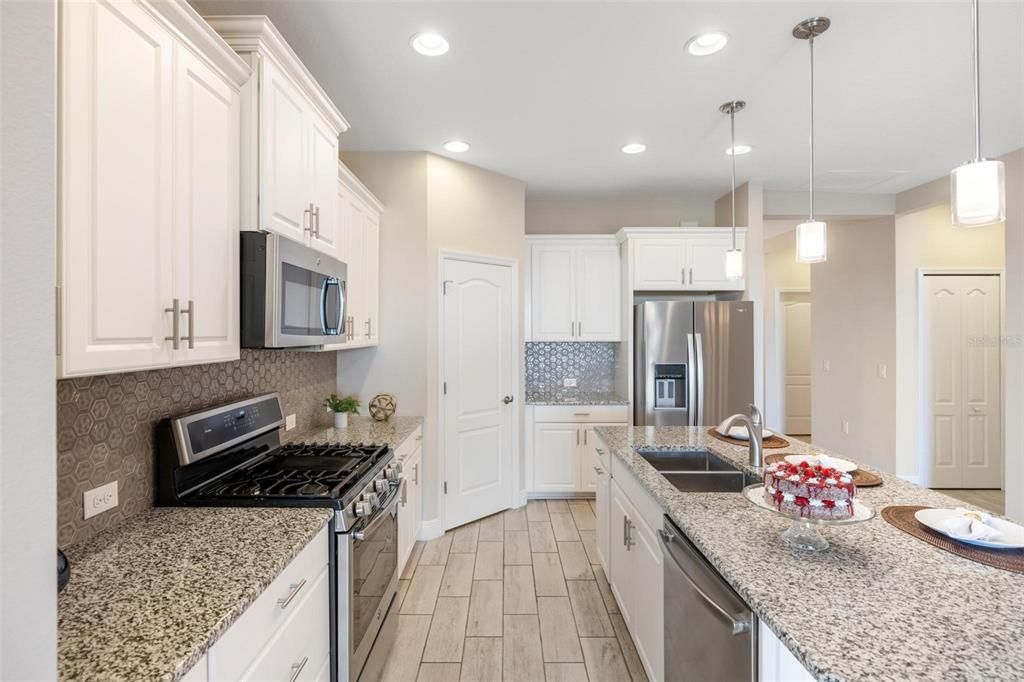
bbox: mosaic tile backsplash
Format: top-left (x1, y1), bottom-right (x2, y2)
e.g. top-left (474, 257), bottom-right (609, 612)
top-left (525, 342), bottom-right (618, 400)
top-left (57, 350), bottom-right (337, 547)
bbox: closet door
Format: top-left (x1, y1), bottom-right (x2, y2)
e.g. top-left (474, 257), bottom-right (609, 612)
top-left (172, 45), bottom-right (240, 365)
top-left (60, 0), bottom-right (175, 376)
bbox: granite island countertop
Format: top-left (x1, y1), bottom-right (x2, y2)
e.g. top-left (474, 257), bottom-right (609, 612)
top-left (287, 415), bottom-right (423, 451)
top-left (58, 507), bottom-right (333, 682)
top-left (593, 426), bottom-right (1024, 682)
top-left (525, 390), bottom-right (630, 406)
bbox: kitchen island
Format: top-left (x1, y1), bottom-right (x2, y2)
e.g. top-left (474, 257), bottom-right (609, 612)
top-left (594, 426), bottom-right (1024, 682)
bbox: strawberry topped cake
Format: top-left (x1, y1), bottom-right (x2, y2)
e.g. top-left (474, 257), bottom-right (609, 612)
top-left (763, 459), bottom-right (856, 520)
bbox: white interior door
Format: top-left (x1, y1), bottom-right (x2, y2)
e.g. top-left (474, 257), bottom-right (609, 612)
top-left (924, 274), bottom-right (1002, 488)
top-left (443, 257), bottom-right (515, 528)
top-left (781, 293), bottom-right (811, 435)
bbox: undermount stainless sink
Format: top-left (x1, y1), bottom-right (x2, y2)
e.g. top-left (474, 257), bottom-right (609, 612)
top-left (637, 448), bottom-right (759, 493)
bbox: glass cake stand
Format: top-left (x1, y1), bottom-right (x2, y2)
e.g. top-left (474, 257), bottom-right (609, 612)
top-left (743, 484), bottom-right (875, 551)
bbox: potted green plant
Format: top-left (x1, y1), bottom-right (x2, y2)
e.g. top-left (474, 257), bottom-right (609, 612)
top-left (323, 394), bottom-right (360, 428)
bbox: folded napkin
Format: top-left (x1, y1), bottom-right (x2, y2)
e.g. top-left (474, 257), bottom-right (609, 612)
top-left (941, 508), bottom-right (1003, 542)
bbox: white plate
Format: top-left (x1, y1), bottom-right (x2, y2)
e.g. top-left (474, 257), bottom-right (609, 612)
top-left (726, 425), bottom-right (775, 441)
top-left (783, 454), bottom-right (858, 473)
top-left (914, 508), bottom-right (1024, 549)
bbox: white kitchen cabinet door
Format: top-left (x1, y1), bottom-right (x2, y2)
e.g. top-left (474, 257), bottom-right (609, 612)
top-left (633, 238), bottom-right (687, 291)
top-left (576, 245), bottom-right (621, 341)
top-left (532, 423), bottom-right (579, 493)
top-left (347, 197), bottom-right (366, 341)
top-left (628, 509), bottom-right (664, 682)
top-left (258, 58), bottom-right (309, 244)
top-left (759, 622), bottom-right (815, 682)
top-left (686, 234), bottom-right (745, 291)
top-left (578, 424), bottom-right (615, 492)
top-left (595, 459), bottom-right (610, 573)
top-left (398, 446), bottom-right (423, 572)
top-left (363, 211), bottom-right (381, 343)
top-left (307, 111), bottom-right (340, 257)
top-left (173, 45), bottom-right (240, 366)
top-left (60, 0), bottom-right (176, 377)
top-left (530, 244), bottom-right (576, 341)
top-left (608, 480), bottom-right (635, 627)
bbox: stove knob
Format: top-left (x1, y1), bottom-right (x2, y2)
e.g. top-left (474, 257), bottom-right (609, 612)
top-left (353, 501), bottom-right (371, 518)
top-left (385, 464), bottom-right (403, 481)
top-left (364, 492), bottom-right (379, 509)
top-left (374, 479), bottom-right (390, 495)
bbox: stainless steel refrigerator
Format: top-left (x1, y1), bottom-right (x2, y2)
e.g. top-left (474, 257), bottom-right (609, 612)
top-left (634, 300), bottom-right (754, 426)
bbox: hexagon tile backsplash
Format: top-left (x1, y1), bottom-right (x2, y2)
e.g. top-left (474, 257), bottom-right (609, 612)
top-left (57, 349), bottom-right (337, 547)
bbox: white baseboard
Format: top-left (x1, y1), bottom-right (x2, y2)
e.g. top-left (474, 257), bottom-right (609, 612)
top-left (516, 489), bottom-right (529, 507)
top-left (417, 517), bottom-right (444, 541)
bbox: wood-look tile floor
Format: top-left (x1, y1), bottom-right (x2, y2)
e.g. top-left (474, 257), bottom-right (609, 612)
top-left (940, 488), bottom-right (1005, 515)
top-left (369, 499), bottom-right (648, 682)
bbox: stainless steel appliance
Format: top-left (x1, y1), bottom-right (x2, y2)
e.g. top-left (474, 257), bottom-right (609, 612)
top-left (659, 516), bottom-right (756, 681)
top-left (634, 300), bottom-right (753, 426)
top-left (156, 394), bottom-right (400, 682)
top-left (241, 231), bottom-right (347, 348)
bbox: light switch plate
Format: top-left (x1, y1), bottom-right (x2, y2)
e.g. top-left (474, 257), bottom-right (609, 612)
top-left (285, 414), bottom-right (297, 431)
top-left (877, 364), bottom-right (887, 379)
top-left (841, 420), bottom-right (850, 434)
top-left (83, 481), bottom-right (118, 519)
top-left (822, 359), bottom-right (831, 372)
top-left (563, 378), bottom-right (577, 388)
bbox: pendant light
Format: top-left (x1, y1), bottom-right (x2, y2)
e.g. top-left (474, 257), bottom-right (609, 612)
top-left (793, 17), bottom-right (830, 264)
top-left (950, 0), bottom-right (1005, 227)
top-left (720, 100), bottom-right (746, 280)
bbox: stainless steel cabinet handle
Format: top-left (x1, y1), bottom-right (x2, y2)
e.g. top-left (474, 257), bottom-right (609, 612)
top-left (593, 465), bottom-right (603, 475)
top-left (595, 448), bottom-right (605, 455)
top-left (365, 318), bottom-right (371, 338)
top-left (576, 429), bottom-right (580, 445)
top-left (689, 268), bottom-right (693, 284)
top-left (681, 268), bottom-right (686, 285)
top-left (622, 515), bottom-right (631, 549)
top-left (288, 656), bottom-right (309, 682)
top-left (584, 429), bottom-right (588, 445)
top-left (303, 203), bottom-right (314, 234)
top-left (577, 320), bottom-right (582, 337)
top-left (181, 299), bottom-right (195, 349)
top-left (658, 529), bottom-right (751, 634)
top-left (277, 578), bottom-right (307, 609)
top-left (573, 412), bottom-right (591, 417)
top-left (164, 298), bottom-right (180, 350)
top-left (413, 463), bottom-right (419, 485)
top-left (400, 479), bottom-right (407, 505)
top-left (314, 205), bottom-right (321, 237)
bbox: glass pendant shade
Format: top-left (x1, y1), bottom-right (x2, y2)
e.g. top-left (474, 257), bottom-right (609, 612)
top-left (725, 249), bottom-right (744, 280)
top-left (951, 159), bottom-right (1005, 227)
top-left (796, 220), bottom-right (827, 263)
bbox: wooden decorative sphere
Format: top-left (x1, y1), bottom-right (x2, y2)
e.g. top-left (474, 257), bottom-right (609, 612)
top-left (369, 393), bottom-right (396, 422)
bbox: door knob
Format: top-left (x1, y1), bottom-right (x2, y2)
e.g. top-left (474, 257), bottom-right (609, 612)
top-left (503, 395), bottom-right (514, 404)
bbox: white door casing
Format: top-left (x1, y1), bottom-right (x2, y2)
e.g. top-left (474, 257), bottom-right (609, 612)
top-left (781, 293), bottom-right (812, 435)
top-left (923, 274), bottom-right (1002, 488)
top-left (442, 256), bottom-right (515, 529)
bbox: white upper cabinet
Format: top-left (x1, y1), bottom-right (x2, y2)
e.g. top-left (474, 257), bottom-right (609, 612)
top-left (205, 15), bottom-right (349, 258)
top-left (621, 227), bottom-right (747, 292)
top-left (59, 0), bottom-right (249, 378)
top-left (527, 236), bottom-right (621, 342)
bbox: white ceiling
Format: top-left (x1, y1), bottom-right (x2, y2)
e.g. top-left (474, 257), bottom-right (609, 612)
top-left (193, 1), bottom-right (1024, 199)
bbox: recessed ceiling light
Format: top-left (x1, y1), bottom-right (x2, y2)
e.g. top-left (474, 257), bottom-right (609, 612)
top-left (410, 32), bottom-right (449, 56)
top-left (686, 32), bottom-right (729, 56)
top-left (621, 143), bottom-right (647, 154)
top-left (726, 144), bottom-right (752, 156)
top-left (443, 140), bottom-right (470, 153)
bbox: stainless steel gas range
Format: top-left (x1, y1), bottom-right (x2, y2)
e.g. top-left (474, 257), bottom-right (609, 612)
top-left (156, 393), bottom-right (401, 681)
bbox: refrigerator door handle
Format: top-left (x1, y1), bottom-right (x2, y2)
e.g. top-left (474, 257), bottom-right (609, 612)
top-left (686, 333), bottom-right (697, 426)
top-left (695, 332), bottom-right (705, 426)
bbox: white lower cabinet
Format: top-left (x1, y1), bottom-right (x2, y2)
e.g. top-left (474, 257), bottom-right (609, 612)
top-left (759, 622), bottom-right (815, 682)
top-left (398, 443), bottom-right (424, 573)
top-left (528, 406), bottom-right (628, 494)
top-left (207, 526), bottom-right (330, 681)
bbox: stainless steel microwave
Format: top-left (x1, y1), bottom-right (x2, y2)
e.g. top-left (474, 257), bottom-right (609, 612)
top-left (241, 232), bottom-right (347, 348)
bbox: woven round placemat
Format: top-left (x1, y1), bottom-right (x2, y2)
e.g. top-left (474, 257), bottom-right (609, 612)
top-left (763, 453), bottom-right (883, 487)
top-left (707, 427), bottom-right (790, 449)
top-left (881, 505), bottom-right (1024, 575)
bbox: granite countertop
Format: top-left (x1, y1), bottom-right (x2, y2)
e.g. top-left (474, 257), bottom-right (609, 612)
top-left (288, 415), bottom-right (423, 452)
top-left (58, 507), bottom-right (333, 682)
top-left (525, 390), bottom-right (629, 406)
top-left (593, 426), bottom-right (1024, 682)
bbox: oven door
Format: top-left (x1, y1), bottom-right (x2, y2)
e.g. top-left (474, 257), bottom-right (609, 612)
top-left (268, 234), bottom-right (347, 348)
top-left (348, 485), bottom-right (400, 679)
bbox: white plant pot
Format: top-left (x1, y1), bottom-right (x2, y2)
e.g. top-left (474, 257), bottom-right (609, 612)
top-left (334, 412), bottom-right (348, 429)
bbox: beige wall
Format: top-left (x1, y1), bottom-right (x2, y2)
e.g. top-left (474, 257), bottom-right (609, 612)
top-left (714, 183), bottom-right (749, 228)
top-left (893, 203), bottom-right (1005, 483)
top-left (338, 152), bottom-right (526, 527)
top-left (526, 191), bottom-right (714, 234)
top-left (1001, 149), bottom-right (1024, 521)
top-left (762, 232), bottom-right (811, 431)
top-left (810, 217), bottom-right (898, 472)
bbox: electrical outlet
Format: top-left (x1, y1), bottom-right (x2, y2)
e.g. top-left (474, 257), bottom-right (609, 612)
top-left (822, 359), bottom-right (831, 372)
top-left (841, 420), bottom-right (850, 434)
top-left (877, 364), bottom-right (888, 379)
top-left (563, 377), bottom-right (577, 388)
top-left (83, 481), bottom-right (118, 520)
top-left (285, 414), bottom-right (297, 431)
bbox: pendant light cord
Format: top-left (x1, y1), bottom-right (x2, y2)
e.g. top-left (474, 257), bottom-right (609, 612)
top-left (809, 35), bottom-right (815, 221)
top-left (730, 107), bottom-right (737, 250)
top-left (972, 0), bottom-right (981, 161)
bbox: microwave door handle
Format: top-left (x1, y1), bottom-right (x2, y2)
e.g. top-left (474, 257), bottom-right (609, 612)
top-left (336, 281), bottom-right (346, 336)
top-left (319, 278), bottom-right (330, 335)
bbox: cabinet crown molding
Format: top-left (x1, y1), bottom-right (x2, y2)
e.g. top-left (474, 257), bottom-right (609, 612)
top-left (338, 160), bottom-right (384, 213)
top-left (203, 15), bottom-right (350, 134)
top-left (615, 226), bottom-right (748, 243)
top-left (138, 0), bottom-right (250, 87)
top-left (526, 234), bottom-right (618, 244)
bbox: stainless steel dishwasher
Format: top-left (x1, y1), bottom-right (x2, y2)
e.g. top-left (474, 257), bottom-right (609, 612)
top-left (659, 516), bottom-right (757, 681)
